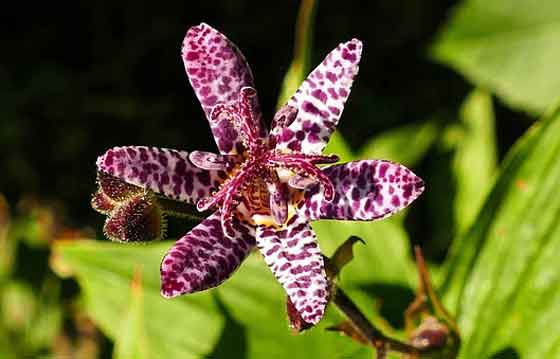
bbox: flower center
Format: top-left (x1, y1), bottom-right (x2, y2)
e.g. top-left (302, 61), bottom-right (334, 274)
top-left (193, 89), bottom-right (339, 235)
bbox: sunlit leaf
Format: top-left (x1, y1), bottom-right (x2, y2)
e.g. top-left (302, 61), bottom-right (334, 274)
top-left (113, 268), bottom-right (149, 359)
top-left (442, 106), bottom-right (560, 357)
top-left (452, 89), bottom-right (497, 234)
top-left (1, 281), bottom-right (36, 332)
top-left (431, 0), bottom-right (560, 113)
top-left (0, 194), bottom-right (14, 279)
top-left (53, 239), bottom-right (373, 359)
top-left (52, 240), bottom-right (224, 359)
top-left (358, 120), bottom-right (438, 168)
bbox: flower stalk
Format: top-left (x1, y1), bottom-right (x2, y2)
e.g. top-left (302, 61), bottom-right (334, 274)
top-left (333, 286), bottom-right (421, 358)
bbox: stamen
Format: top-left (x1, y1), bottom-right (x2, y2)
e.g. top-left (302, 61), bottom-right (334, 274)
top-left (220, 188), bottom-right (239, 238)
top-left (269, 157), bottom-right (335, 201)
top-left (239, 87), bottom-right (266, 148)
top-left (279, 152), bottom-right (339, 165)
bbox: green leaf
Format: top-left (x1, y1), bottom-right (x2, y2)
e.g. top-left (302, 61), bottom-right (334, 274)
top-left (276, 0), bottom-right (318, 108)
top-left (113, 269), bottom-right (148, 359)
top-left (52, 240), bottom-right (224, 359)
top-left (0, 194), bottom-right (14, 280)
top-left (53, 239), bottom-right (374, 359)
top-left (324, 132), bottom-right (356, 162)
top-left (431, 0), bottom-right (560, 113)
top-left (357, 120), bottom-right (438, 168)
top-left (452, 89), bottom-right (497, 234)
top-left (441, 106), bottom-right (560, 357)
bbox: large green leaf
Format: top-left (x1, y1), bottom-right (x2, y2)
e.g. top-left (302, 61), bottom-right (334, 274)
top-left (441, 106), bottom-right (560, 357)
top-left (53, 240), bottom-right (372, 359)
top-left (53, 240), bottom-right (224, 359)
top-left (432, 0), bottom-right (560, 113)
top-left (452, 89), bottom-right (497, 234)
top-left (113, 270), bottom-right (148, 359)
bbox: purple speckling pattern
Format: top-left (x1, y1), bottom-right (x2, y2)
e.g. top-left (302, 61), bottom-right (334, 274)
top-left (276, 39), bottom-right (362, 155)
top-left (256, 215), bottom-right (328, 325)
top-left (96, 146), bottom-right (225, 204)
top-left (182, 23), bottom-right (260, 155)
top-left (160, 211), bottom-right (256, 297)
top-left (300, 160), bottom-right (425, 221)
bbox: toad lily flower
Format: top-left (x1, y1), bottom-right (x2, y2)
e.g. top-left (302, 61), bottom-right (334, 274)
top-left (92, 23), bottom-right (424, 328)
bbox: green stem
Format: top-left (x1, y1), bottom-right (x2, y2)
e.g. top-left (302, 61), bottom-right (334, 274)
top-left (156, 196), bottom-right (207, 221)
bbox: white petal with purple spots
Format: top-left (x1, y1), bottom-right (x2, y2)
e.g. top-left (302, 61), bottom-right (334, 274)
top-left (275, 39), bottom-right (362, 155)
top-left (182, 23), bottom-right (264, 154)
top-left (299, 160), bottom-right (425, 221)
top-left (96, 146), bottom-right (226, 204)
top-left (256, 215), bottom-right (329, 325)
top-left (160, 210), bottom-right (256, 297)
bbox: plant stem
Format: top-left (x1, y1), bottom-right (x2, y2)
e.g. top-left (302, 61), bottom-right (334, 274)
top-left (333, 286), bottom-right (421, 358)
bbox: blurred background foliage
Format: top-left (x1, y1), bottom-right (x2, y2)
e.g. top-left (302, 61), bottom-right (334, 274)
top-left (1, 0), bottom-right (560, 358)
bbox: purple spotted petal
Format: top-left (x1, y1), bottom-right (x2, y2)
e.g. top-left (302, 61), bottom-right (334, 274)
top-left (160, 210), bottom-right (256, 297)
top-left (299, 160), bottom-right (425, 221)
top-left (182, 23), bottom-right (264, 154)
top-left (96, 146), bottom-right (226, 204)
top-left (275, 39), bottom-right (362, 155)
top-left (256, 215), bottom-right (329, 325)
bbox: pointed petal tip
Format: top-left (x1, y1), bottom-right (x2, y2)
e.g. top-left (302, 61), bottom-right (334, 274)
top-left (95, 147), bottom-right (114, 172)
top-left (287, 297), bottom-right (319, 332)
top-left (340, 38), bottom-right (363, 63)
top-left (300, 160), bottom-right (425, 221)
top-left (186, 22), bottom-right (213, 36)
top-left (256, 217), bottom-right (329, 328)
top-left (160, 211), bottom-right (256, 299)
top-left (160, 282), bottom-right (197, 299)
top-left (276, 37), bottom-right (363, 155)
top-left (160, 288), bottom-right (177, 299)
top-left (414, 176), bottom-right (426, 196)
top-left (347, 38), bottom-right (363, 51)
